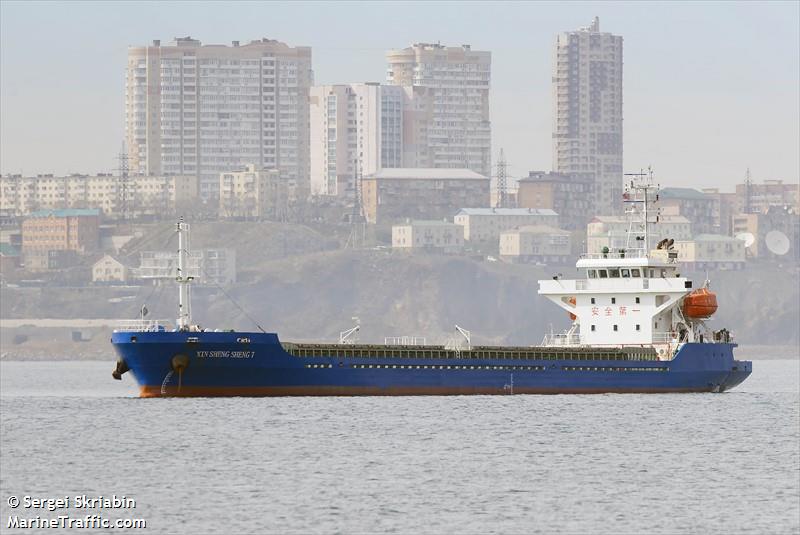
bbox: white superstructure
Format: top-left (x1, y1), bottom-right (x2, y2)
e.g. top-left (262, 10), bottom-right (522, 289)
top-left (538, 173), bottom-right (723, 359)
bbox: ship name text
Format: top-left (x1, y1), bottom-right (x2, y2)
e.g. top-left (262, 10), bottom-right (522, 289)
top-left (196, 350), bottom-right (255, 359)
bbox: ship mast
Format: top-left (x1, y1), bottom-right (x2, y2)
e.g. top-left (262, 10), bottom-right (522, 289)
top-left (176, 217), bottom-right (193, 330)
top-left (623, 168), bottom-right (659, 258)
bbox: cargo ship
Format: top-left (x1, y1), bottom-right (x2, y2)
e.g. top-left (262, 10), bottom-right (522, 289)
top-left (111, 176), bottom-right (751, 397)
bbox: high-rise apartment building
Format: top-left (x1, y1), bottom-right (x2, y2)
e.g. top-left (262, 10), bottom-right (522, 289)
top-left (126, 37), bottom-right (312, 200)
top-left (309, 83), bottom-right (403, 196)
top-left (386, 43), bottom-right (491, 177)
top-left (552, 17), bottom-right (623, 215)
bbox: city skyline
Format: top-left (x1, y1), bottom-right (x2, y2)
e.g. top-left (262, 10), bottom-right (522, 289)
top-left (1, 1), bottom-right (798, 191)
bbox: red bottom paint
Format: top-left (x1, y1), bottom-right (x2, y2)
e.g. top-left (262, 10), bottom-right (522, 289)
top-left (141, 385), bottom-right (711, 398)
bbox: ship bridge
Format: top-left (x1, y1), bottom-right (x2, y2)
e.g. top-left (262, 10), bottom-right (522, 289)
top-left (538, 253), bottom-right (693, 350)
top-left (537, 172), bottom-right (722, 356)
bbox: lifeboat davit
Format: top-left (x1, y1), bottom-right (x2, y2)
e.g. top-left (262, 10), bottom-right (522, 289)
top-left (568, 296), bottom-right (577, 321)
top-left (683, 288), bottom-right (718, 319)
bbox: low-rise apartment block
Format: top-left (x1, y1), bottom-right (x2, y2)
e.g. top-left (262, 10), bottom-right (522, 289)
top-left (674, 235), bottom-right (746, 270)
top-left (361, 168), bottom-right (489, 225)
top-left (1, 173), bottom-right (198, 219)
top-left (735, 179), bottom-right (799, 213)
top-left (659, 187), bottom-right (718, 235)
top-left (516, 171), bottom-right (593, 230)
top-left (499, 225), bottom-right (571, 264)
top-left (392, 221), bottom-right (464, 253)
top-left (219, 165), bottom-right (285, 220)
top-left (454, 208), bottom-right (559, 243)
top-left (21, 209), bottom-right (100, 255)
top-left (21, 208), bottom-right (100, 272)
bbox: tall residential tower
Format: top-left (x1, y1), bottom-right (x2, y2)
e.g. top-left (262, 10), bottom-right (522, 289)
top-left (386, 43), bottom-right (491, 177)
top-left (309, 83), bottom-right (403, 197)
top-left (552, 17), bottom-right (623, 215)
top-left (126, 37), bottom-right (312, 200)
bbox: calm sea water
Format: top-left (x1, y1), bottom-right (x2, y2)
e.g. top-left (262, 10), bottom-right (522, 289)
top-left (1, 360), bottom-right (798, 535)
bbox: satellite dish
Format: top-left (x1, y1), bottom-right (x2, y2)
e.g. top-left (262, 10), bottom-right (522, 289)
top-left (765, 230), bottom-right (791, 256)
top-left (735, 232), bottom-right (755, 248)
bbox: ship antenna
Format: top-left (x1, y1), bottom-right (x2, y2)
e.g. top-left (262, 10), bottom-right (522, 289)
top-left (176, 217), bottom-right (193, 331)
top-left (623, 168), bottom-right (655, 257)
top-left (643, 175), bottom-right (649, 256)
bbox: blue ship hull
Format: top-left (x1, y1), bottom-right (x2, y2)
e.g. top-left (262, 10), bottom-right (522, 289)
top-left (111, 331), bottom-right (752, 397)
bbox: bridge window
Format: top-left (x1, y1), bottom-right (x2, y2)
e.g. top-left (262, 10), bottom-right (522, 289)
top-left (598, 269), bottom-right (608, 278)
top-left (621, 269), bottom-right (630, 277)
top-left (631, 269), bottom-right (641, 277)
top-left (588, 269), bottom-right (597, 278)
top-left (609, 268), bottom-right (620, 278)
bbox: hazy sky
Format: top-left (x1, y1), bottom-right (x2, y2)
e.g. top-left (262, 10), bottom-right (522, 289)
top-left (1, 1), bottom-right (798, 190)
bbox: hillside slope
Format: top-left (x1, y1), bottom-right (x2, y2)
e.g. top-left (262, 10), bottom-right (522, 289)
top-left (2, 251), bottom-right (798, 348)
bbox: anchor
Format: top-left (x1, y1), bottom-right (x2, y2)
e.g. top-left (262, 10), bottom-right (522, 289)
top-left (160, 354), bottom-right (190, 395)
top-left (111, 359), bottom-right (129, 380)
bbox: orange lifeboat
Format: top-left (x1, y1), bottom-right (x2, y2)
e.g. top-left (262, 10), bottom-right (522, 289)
top-left (683, 288), bottom-right (718, 319)
top-left (568, 296), bottom-right (577, 321)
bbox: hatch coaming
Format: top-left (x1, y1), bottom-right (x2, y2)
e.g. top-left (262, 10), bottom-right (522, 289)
top-left (282, 342), bottom-right (660, 362)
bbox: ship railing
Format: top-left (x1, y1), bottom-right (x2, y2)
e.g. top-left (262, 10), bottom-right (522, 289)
top-left (385, 336), bottom-right (427, 346)
top-left (114, 319), bottom-right (172, 333)
top-left (542, 333), bottom-right (582, 347)
top-left (651, 332), bottom-right (679, 344)
top-left (580, 250), bottom-right (647, 260)
top-left (580, 250), bottom-right (679, 263)
top-left (651, 331), bottom-right (734, 344)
